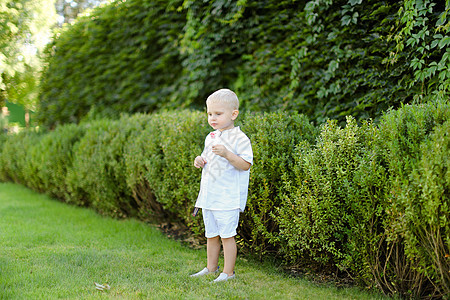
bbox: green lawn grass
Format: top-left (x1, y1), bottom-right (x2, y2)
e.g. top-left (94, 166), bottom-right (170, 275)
top-left (0, 182), bottom-right (390, 299)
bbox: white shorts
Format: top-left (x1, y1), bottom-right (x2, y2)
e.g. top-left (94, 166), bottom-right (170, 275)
top-left (202, 209), bottom-right (240, 239)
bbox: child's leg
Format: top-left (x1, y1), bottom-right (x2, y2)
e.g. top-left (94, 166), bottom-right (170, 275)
top-left (207, 236), bottom-right (221, 272)
top-left (222, 236), bottom-right (237, 276)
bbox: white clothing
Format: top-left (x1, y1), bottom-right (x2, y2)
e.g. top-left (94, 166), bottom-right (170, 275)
top-left (202, 209), bottom-right (240, 238)
top-left (195, 126), bottom-right (253, 212)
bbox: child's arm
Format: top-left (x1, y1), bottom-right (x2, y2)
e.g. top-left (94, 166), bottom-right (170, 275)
top-left (212, 145), bottom-right (251, 171)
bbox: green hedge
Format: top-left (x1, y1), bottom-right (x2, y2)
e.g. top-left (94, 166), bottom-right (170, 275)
top-left (238, 112), bottom-right (318, 256)
top-left (273, 101), bottom-right (449, 297)
top-left (26, 124), bottom-right (84, 200)
top-left (275, 117), bottom-right (384, 271)
top-left (37, 0), bottom-right (449, 128)
top-left (373, 101), bottom-right (450, 297)
top-left (0, 102), bottom-right (448, 298)
top-left (66, 117), bottom-right (141, 216)
top-left (123, 110), bottom-right (210, 235)
top-left (0, 129), bottom-right (42, 185)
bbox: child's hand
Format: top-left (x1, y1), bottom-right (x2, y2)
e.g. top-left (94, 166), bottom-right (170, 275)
top-left (194, 156), bottom-right (207, 168)
top-left (212, 145), bottom-right (229, 158)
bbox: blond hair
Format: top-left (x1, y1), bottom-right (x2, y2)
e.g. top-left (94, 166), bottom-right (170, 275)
top-left (206, 89), bottom-right (239, 110)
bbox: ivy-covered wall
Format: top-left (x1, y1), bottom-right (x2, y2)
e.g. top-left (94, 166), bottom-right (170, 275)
top-left (37, 0), bottom-right (450, 128)
top-left (38, 0), bottom-right (186, 127)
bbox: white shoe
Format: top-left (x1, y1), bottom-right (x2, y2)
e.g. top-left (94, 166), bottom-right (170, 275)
top-left (213, 272), bottom-right (235, 283)
top-left (190, 266), bottom-right (219, 277)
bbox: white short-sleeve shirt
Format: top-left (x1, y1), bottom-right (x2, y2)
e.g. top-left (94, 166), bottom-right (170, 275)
top-left (195, 126), bottom-right (253, 212)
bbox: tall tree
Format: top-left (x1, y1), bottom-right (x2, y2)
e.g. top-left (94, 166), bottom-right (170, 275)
top-left (55, 0), bottom-right (106, 25)
top-left (0, 0), bottom-right (56, 109)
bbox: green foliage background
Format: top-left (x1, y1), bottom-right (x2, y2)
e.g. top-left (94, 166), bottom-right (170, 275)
top-left (37, 0), bottom-right (450, 128)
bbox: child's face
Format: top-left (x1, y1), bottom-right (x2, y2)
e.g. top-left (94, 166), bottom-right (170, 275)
top-left (207, 102), bottom-right (238, 131)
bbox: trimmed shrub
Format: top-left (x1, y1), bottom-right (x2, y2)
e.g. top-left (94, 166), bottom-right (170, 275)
top-left (373, 100), bottom-right (450, 298)
top-left (272, 100), bottom-right (449, 297)
top-left (123, 113), bottom-right (165, 220)
top-left (275, 117), bottom-right (386, 279)
top-left (22, 124), bottom-right (85, 200)
top-left (124, 110), bottom-right (209, 235)
top-left (149, 111), bottom-right (209, 232)
top-left (0, 117), bottom-right (7, 134)
top-left (0, 130), bottom-right (42, 185)
top-left (408, 120), bottom-right (449, 297)
top-left (238, 112), bottom-right (318, 256)
top-left (0, 133), bottom-right (7, 178)
top-left (66, 116), bottom-right (143, 217)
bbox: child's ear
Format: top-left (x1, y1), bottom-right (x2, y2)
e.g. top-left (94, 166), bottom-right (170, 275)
top-left (231, 110), bottom-right (239, 120)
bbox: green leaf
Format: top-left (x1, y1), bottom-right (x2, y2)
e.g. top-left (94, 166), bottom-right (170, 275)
top-left (328, 60), bottom-right (339, 72)
top-left (438, 36), bottom-right (450, 49)
top-left (349, 0), bottom-right (362, 6)
top-left (436, 11), bottom-right (447, 26)
top-left (426, 66), bottom-right (437, 77)
top-left (341, 15), bottom-right (351, 26)
top-left (352, 12), bottom-right (359, 24)
top-left (411, 58), bottom-right (422, 70)
top-left (442, 51), bottom-right (450, 62)
top-left (407, 37), bottom-right (417, 47)
top-left (431, 39), bottom-right (439, 49)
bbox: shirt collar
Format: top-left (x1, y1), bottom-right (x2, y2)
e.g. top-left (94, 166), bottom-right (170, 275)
top-left (214, 126), bottom-right (239, 138)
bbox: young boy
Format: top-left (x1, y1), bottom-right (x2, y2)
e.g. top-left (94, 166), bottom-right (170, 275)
top-left (191, 88), bottom-right (253, 283)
